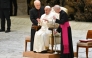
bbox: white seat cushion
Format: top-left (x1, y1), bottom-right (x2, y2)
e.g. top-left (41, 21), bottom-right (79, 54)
top-left (77, 41), bottom-right (92, 46)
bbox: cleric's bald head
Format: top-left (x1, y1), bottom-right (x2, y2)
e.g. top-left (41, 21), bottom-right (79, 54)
top-left (34, 0), bottom-right (41, 10)
top-left (34, 0), bottom-right (40, 5)
top-left (54, 5), bottom-right (61, 13)
top-left (54, 5), bottom-right (60, 10)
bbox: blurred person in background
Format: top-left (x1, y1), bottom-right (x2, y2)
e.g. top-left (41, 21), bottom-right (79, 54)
top-left (0, 0), bottom-right (11, 33)
top-left (10, 0), bottom-right (18, 16)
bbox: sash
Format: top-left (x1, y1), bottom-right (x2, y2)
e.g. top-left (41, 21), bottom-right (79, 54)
top-left (60, 21), bottom-right (70, 54)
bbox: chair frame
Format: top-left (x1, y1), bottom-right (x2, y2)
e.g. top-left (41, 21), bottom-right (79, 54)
top-left (25, 36), bottom-right (30, 51)
top-left (76, 30), bottom-right (92, 58)
top-left (25, 26), bottom-right (55, 52)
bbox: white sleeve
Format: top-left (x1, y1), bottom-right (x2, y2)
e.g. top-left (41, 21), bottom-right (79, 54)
top-left (38, 14), bottom-right (44, 26)
top-left (48, 13), bottom-right (56, 24)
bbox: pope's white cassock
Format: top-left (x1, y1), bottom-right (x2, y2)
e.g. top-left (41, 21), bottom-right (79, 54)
top-left (33, 11), bottom-right (58, 52)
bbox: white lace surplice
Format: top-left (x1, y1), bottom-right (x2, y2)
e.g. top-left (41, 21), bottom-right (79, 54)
top-left (33, 12), bottom-right (56, 52)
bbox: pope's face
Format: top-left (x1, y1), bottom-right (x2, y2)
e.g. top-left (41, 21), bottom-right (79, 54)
top-left (44, 8), bottom-right (51, 15)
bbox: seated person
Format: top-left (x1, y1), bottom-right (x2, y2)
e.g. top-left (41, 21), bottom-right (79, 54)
top-left (33, 6), bottom-right (58, 52)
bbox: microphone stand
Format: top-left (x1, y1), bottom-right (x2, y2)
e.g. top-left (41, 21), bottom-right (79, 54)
top-left (53, 20), bottom-right (58, 54)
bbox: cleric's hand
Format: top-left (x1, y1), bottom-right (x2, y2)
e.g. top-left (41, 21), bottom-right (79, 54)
top-left (54, 31), bottom-right (58, 34)
top-left (53, 16), bottom-right (56, 20)
top-left (37, 18), bottom-right (40, 22)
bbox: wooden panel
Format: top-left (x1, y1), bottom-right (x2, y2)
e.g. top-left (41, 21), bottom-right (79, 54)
top-left (23, 51), bottom-right (77, 58)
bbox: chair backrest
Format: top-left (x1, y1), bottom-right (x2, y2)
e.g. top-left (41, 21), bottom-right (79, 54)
top-left (86, 30), bottom-right (92, 39)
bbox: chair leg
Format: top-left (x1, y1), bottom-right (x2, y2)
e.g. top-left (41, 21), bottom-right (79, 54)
top-left (86, 47), bottom-right (88, 58)
top-left (25, 41), bottom-right (27, 51)
top-left (76, 45), bottom-right (79, 58)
